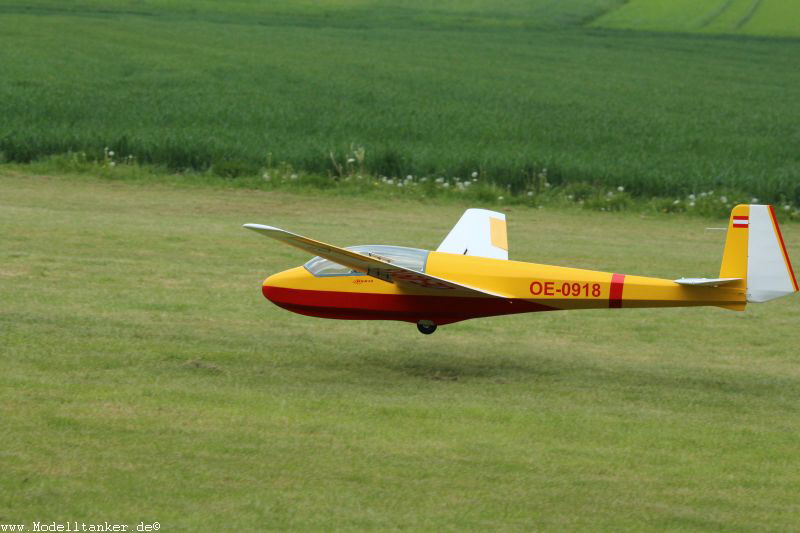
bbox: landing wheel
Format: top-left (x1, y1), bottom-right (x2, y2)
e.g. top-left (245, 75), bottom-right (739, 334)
top-left (417, 321), bottom-right (437, 335)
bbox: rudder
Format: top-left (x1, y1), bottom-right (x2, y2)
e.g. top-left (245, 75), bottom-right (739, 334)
top-left (747, 205), bottom-right (798, 302)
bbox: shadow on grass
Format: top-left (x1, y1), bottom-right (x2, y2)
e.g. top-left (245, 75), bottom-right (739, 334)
top-left (360, 349), bottom-right (567, 383)
top-left (355, 345), bottom-right (799, 406)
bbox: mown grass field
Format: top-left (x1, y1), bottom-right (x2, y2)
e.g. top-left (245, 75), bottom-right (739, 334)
top-left (1, 1), bottom-right (799, 202)
top-left (2, 171), bottom-right (799, 530)
top-left (594, 0), bottom-right (800, 37)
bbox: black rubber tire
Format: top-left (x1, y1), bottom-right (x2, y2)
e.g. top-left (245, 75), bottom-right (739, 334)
top-left (416, 322), bottom-right (437, 335)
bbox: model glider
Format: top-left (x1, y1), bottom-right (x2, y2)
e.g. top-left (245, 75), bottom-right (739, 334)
top-left (244, 205), bottom-right (797, 334)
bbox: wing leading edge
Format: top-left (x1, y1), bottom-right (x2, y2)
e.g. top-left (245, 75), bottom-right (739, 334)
top-left (243, 224), bottom-right (510, 299)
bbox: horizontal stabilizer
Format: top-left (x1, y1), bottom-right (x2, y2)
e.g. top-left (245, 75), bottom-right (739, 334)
top-left (674, 277), bottom-right (742, 287)
top-left (243, 224), bottom-right (510, 299)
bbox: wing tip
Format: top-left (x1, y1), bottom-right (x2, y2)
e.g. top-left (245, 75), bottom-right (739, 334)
top-left (243, 223), bottom-right (282, 232)
top-left (674, 277), bottom-right (742, 287)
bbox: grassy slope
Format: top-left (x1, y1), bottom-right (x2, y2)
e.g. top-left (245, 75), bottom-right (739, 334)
top-left (1, 1), bottom-right (799, 202)
top-left (2, 172), bottom-right (799, 530)
top-left (594, 0), bottom-right (800, 37)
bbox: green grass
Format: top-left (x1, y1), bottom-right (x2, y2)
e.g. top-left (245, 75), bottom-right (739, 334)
top-left (593, 0), bottom-right (800, 37)
top-left (0, 0), bottom-right (624, 29)
top-left (2, 171), bottom-right (799, 530)
top-left (1, 1), bottom-right (800, 202)
top-left (744, 0), bottom-right (800, 37)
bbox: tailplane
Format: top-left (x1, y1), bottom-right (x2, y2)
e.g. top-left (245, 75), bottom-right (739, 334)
top-left (719, 204), bottom-right (798, 303)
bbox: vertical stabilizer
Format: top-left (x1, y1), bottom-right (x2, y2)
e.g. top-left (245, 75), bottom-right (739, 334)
top-left (719, 204), bottom-right (798, 303)
top-left (437, 208), bottom-right (509, 260)
top-left (719, 204), bottom-right (749, 285)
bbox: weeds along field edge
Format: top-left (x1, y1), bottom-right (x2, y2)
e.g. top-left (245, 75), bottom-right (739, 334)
top-left (5, 159), bottom-right (800, 222)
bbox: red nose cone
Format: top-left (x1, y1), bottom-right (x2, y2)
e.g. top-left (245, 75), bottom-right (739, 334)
top-left (260, 269), bottom-right (307, 306)
top-left (262, 283), bottom-right (278, 301)
top-left (261, 272), bottom-right (284, 302)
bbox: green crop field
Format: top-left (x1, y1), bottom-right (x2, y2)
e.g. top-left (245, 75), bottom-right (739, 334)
top-left (594, 0), bottom-right (800, 37)
top-left (2, 171), bottom-right (800, 530)
top-left (1, 0), bottom-right (800, 203)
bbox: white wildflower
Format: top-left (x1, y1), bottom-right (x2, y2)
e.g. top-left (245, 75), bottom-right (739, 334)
top-left (527, 191), bottom-right (533, 196)
top-left (617, 186), bottom-right (624, 192)
top-left (406, 175), bottom-right (413, 181)
top-left (688, 194), bottom-right (696, 201)
top-left (108, 150), bottom-right (115, 157)
top-left (720, 196), bottom-right (727, 203)
top-left (498, 196), bottom-right (504, 201)
top-left (347, 158), bottom-right (355, 164)
top-left (471, 171), bottom-right (478, 178)
top-left (751, 198), bottom-right (758, 203)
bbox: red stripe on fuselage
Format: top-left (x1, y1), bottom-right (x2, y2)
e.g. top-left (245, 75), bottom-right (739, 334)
top-left (262, 285), bottom-right (555, 325)
top-left (609, 273), bottom-right (625, 308)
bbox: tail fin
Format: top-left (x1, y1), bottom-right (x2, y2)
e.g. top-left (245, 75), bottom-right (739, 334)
top-left (719, 204), bottom-right (798, 303)
top-left (436, 208), bottom-right (508, 260)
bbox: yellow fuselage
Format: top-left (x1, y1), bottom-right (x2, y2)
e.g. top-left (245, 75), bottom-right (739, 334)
top-left (262, 252), bottom-right (746, 325)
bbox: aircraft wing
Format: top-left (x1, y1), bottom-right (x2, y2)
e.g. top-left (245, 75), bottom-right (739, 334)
top-left (437, 208), bottom-right (509, 260)
top-left (243, 224), bottom-right (510, 299)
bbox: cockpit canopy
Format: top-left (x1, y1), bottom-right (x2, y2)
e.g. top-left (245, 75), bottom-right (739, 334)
top-left (304, 245), bottom-right (429, 277)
